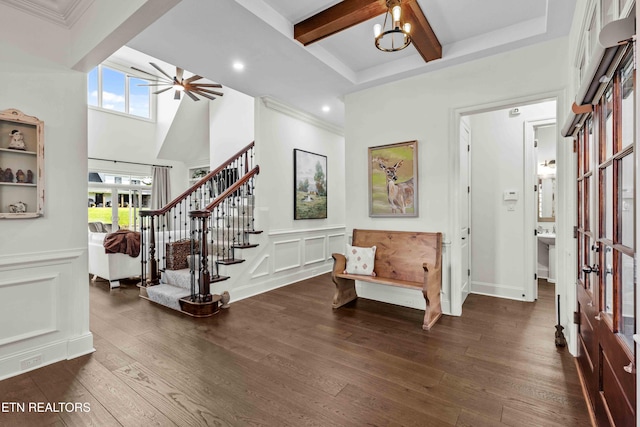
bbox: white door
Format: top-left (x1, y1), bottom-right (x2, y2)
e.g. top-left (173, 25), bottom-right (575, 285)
top-left (460, 119), bottom-right (471, 303)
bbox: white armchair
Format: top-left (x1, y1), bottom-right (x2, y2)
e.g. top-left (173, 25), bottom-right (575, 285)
top-left (88, 232), bottom-right (141, 289)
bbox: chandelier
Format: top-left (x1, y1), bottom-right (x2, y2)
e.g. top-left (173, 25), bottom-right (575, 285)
top-left (373, 0), bottom-right (412, 52)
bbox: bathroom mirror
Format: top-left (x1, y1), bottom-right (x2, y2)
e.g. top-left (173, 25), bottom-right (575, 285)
top-left (538, 177), bottom-right (555, 222)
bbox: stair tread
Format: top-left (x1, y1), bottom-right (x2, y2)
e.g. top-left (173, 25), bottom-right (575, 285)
top-left (217, 258), bottom-right (245, 265)
top-left (246, 230), bottom-right (263, 234)
top-left (145, 283), bottom-right (192, 311)
top-left (211, 275), bottom-right (230, 283)
top-left (232, 243), bottom-right (259, 249)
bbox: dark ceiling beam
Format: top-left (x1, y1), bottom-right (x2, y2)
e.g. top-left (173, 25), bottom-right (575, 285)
top-left (403, 1), bottom-right (441, 62)
top-left (294, 0), bottom-right (388, 46)
top-left (293, 0), bottom-right (442, 63)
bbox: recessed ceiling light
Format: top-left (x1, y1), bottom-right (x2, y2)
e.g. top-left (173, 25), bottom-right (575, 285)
top-left (322, 105), bottom-right (330, 113)
top-left (233, 62), bottom-right (244, 71)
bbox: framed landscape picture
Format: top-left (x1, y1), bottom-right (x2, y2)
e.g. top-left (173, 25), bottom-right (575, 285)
top-left (294, 149), bottom-right (327, 219)
top-left (368, 140), bottom-right (418, 217)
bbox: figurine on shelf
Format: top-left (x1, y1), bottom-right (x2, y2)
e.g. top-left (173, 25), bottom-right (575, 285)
top-left (15, 169), bottom-right (25, 183)
top-left (0, 168), bottom-right (3, 182)
top-left (9, 201), bottom-right (26, 213)
top-left (4, 168), bottom-right (13, 183)
top-left (26, 169), bottom-right (33, 184)
top-left (8, 130), bottom-right (26, 151)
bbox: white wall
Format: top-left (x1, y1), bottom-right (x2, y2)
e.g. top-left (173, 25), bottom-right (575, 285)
top-left (210, 87), bottom-right (255, 167)
top-left (469, 101), bottom-right (555, 299)
top-left (255, 99), bottom-right (345, 232)
top-left (88, 108), bottom-right (188, 194)
top-left (345, 38), bottom-right (569, 315)
top-left (216, 98), bottom-right (346, 303)
top-left (0, 42), bottom-right (94, 380)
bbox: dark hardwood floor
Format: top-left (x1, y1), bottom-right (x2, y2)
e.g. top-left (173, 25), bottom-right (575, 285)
top-left (0, 276), bottom-right (591, 426)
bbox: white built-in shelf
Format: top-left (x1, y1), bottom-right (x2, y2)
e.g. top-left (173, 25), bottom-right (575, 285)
top-left (0, 108), bottom-right (45, 219)
top-left (0, 147), bottom-right (36, 156)
top-left (0, 182), bottom-right (36, 187)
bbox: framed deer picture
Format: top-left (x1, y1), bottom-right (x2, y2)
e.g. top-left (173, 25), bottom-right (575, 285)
top-left (294, 149), bottom-right (328, 220)
top-left (368, 140), bottom-right (418, 217)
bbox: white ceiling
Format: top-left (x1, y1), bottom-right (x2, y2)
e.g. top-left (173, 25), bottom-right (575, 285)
top-left (5, 0), bottom-right (576, 128)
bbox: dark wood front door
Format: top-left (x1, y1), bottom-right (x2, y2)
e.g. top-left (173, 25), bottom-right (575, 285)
top-left (576, 49), bottom-right (636, 426)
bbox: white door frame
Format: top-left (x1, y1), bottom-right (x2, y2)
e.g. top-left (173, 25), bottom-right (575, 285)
top-left (459, 118), bottom-right (472, 303)
top-left (524, 117), bottom-right (557, 302)
top-left (448, 90), bottom-right (567, 317)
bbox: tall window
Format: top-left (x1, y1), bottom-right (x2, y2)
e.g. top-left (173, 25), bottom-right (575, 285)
top-left (88, 171), bottom-right (153, 231)
top-left (88, 65), bottom-right (153, 120)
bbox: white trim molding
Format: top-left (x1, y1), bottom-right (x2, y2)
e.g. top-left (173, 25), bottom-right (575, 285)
top-left (261, 97), bottom-right (344, 136)
top-left (0, 248), bottom-right (93, 380)
top-left (0, 0), bottom-right (94, 28)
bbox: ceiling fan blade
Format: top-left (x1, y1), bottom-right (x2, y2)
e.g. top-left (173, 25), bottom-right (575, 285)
top-left (190, 89), bottom-right (217, 101)
top-left (153, 87), bottom-right (173, 95)
top-left (191, 83), bottom-right (223, 88)
top-left (174, 90), bottom-right (182, 100)
top-left (137, 83), bottom-right (173, 87)
top-left (150, 62), bottom-right (174, 80)
top-left (192, 87), bottom-right (223, 97)
top-left (176, 67), bottom-right (184, 81)
top-left (131, 66), bottom-right (159, 77)
top-left (184, 75), bottom-right (203, 84)
top-left (183, 90), bottom-right (200, 101)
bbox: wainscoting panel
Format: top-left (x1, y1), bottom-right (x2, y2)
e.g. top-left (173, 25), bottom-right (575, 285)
top-left (327, 233), bottom-right (346, 260)
top-left (0, 274), bottom-right (58, 346)
top-left (0, 249), bottom-right (94, 381)
top-left (273, 239), bottom-right (301, 273)
top-left (218, 226), bottom-right (346, 303)
top-left (304, 236), bottom-right (326, 265)
top-left (250, 254), bottom-right (270, 279)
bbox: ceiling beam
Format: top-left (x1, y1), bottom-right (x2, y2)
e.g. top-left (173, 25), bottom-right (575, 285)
top-left (403, 1), bottom-right (441, 62)
top-left (294, 0), bottom-right (388, 46)
top-left (293, 0), bottom-right (441, 63)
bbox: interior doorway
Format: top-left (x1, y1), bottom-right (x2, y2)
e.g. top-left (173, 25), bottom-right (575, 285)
top-left (531, 120), bottom-right (558, 301)
top-left (461, 99), bottom-right (557, 305)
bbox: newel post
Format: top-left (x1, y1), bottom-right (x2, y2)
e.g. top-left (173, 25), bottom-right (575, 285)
top-left (140, 211), bottom-right (160, 286)
top-left (190, 210), bottom-right (212, 302)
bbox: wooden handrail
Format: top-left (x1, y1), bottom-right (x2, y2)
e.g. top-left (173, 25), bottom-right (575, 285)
top-left (144, 141), bottom-right (255, 216)
top-left (204, 166), bottom-right (260, 211)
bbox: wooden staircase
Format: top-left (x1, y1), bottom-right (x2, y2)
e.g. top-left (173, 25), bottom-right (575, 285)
top-left (138, 142), bottom-right (261, 317)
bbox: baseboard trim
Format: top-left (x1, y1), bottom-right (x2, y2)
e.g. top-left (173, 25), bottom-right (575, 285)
top-left (0, 333), bottom-right (94, 381)
top-left (573, 358), bottom-right (597, 427)
top-left (67, 332), bottom-right (95, 360)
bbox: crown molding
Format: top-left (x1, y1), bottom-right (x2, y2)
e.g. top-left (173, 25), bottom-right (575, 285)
top-left (0, 0), bottom-right (94, 28)
top-left (260, 97), bottom-right (344, 136)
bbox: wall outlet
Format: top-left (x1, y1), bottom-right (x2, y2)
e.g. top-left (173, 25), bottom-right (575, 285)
top-left (20, 354), bottom-right (42, 370)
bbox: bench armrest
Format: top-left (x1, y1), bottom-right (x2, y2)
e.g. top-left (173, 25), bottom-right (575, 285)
top-left (331, 253), bottom-right (346, 276)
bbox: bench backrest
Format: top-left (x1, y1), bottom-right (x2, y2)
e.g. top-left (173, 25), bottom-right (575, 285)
top-left (352, 229), bottom-right (442, 283)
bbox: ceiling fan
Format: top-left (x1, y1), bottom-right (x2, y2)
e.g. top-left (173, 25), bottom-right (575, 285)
top-left (131, 62), bottom-right (223, 101)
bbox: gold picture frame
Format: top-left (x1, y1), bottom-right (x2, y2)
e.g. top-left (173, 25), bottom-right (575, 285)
top-left (368, 140), bottom-right (418, 217)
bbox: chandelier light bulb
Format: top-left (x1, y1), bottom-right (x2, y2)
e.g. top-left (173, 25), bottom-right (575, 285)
top-left (403, 22), bottom-right (411, 33)
top-left (392, 5), bottom-right (401, 24)
top-left (373, 23), bottom-right (382, 38)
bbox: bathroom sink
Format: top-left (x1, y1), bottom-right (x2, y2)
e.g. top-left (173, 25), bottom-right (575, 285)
top-left (538, 233), bottom-right (556, 246)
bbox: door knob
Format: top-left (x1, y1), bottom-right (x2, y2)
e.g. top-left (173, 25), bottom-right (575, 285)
top-left (582, 264), bottom-right (600, 275)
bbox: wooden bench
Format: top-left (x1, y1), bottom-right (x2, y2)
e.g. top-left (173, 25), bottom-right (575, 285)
top-left (331, 229), bottom-right (443, 330)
